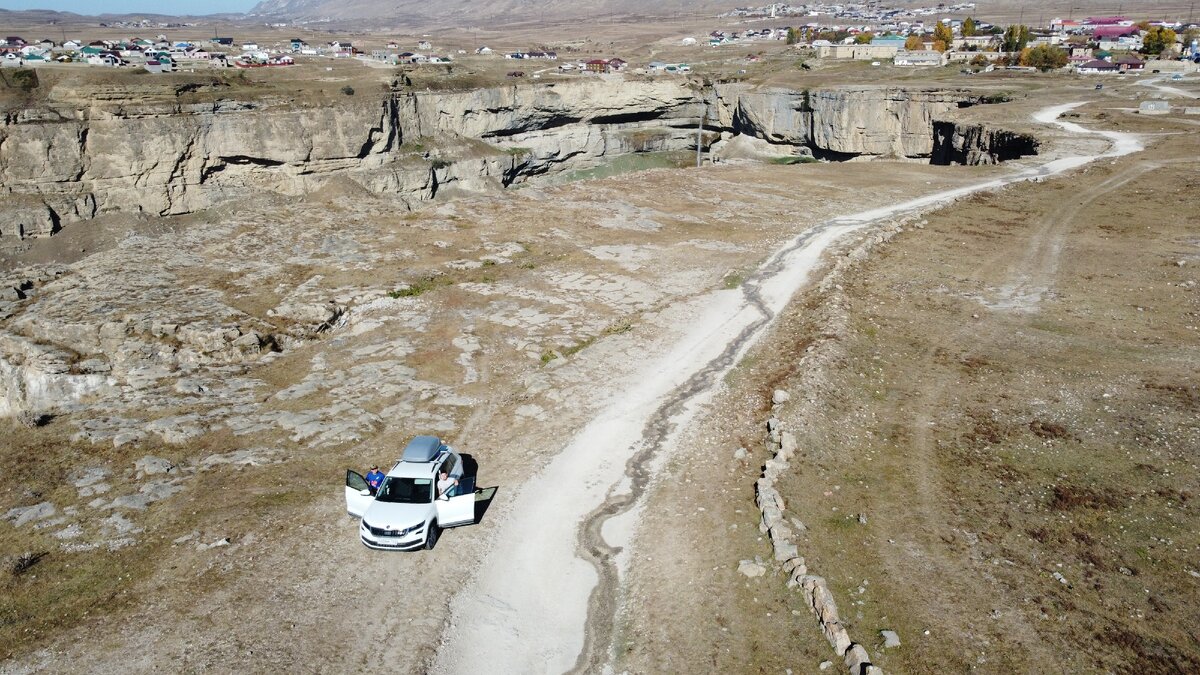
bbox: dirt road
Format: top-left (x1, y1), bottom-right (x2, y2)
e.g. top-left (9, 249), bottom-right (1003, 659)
top-left (431, 102), bottom-right (1143, 673)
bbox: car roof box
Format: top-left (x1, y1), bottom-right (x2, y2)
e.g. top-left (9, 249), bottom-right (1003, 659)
top-left (401, 435), bottom-right (444, 463)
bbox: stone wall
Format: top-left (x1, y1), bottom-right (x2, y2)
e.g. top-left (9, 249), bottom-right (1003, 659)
top-left (748, 215), bottom-right (921, 674)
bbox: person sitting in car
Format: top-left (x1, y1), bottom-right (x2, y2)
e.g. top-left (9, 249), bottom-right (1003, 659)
top-left (437, 470), bottom-right (459, 498)
top-left (365, 465), bottom-right (385, 494)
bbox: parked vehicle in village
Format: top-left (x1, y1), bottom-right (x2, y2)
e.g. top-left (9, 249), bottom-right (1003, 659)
top-left (345, 435), bottom-right (476, 550)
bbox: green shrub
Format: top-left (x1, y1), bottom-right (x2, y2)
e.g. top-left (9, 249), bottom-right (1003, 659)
top-left (9, 69), bottom-right (39, 92)
top-left (387, 274), bottom-right (452, 298)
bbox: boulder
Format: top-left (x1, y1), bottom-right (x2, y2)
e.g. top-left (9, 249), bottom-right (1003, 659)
top-left (134, 455), bottom-right (176, 476)
top-left (844, 643), bottom-right (872, 673)
top-left (778, 431), bottom-right (797, 460)
top-left (881, 629), bottom-right (901, 648)
top-left (737, 559), bottom-right (767, 578)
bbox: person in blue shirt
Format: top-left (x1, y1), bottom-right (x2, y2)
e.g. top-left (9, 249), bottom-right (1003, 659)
top-left (365, 466), bottom-right (385, 494)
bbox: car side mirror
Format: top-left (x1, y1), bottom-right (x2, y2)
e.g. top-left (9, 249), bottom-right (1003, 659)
top-left (359, 489), bottom-right (371, 496)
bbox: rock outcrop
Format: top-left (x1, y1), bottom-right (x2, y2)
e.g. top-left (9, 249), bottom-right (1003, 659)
top-left (712, 85), bottom-right (971, 160)
top-left (930, 120), bottom-right (1040, 165)
top-left (1, 78), bottom-right (1037, 239)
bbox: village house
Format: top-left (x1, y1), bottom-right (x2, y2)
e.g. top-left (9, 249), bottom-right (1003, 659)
top-left (608, 58), bottom-right (627, 71)
top-left (894, 50), bottom-right (945, 66)
top-left (817, 39), bottom-right (903, 60)
top-left (1076, 58), bottom-right (1119, 73)
top-left (1115, 55), bottom-right (1145, 72)
top-left (953, 35), bottom-right (997, 50)
top-left (585, 59), bottom-right (610, 73)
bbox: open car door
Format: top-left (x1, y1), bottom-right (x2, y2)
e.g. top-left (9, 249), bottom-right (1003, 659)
top-left (345, 470), bottom-right (374, 518)
top-left (435, 475), bottom-right (476, 528)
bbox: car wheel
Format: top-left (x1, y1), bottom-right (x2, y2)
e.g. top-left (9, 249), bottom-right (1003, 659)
top-left (424, 522), bottom-right (440, 550)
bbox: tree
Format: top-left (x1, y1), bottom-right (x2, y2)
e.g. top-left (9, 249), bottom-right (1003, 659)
top-left (1182, 27), bottom-right (1200, 49)
top-left (1141, 26), bottom-right (1177, 55)
top-left (904, 34), bottom-right (925, 50)
top-left (969, 53), bottom-right (990, 67)
top-left (854, 31), bottom-right (875, 44)
top-left (962, 17), bottom-right (978, 37)
top-left (933, 21), bottom-right (954, 50)
top-left (1019, 44), bottom-right (1068, 71)
top-left (786, 27), bottom-right (798, 45)
top-left (1002, 24), bottom-right (1032, 52)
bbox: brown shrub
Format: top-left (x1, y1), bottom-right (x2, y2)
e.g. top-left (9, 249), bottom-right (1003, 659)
top-left (1029, 419), bottom-right (1074, 441)
top-left (1049, 484), bottom-right (1124, 511)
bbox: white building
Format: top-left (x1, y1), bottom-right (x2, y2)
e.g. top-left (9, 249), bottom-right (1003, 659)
top-left (894, 50), bottom-right (946, 66)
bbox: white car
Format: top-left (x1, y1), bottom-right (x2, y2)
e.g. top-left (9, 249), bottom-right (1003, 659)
top-left (345, 435), bottom-right (476, 550)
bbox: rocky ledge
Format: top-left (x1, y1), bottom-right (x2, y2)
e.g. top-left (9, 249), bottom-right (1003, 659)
top-left (0, 79), bottom-right (1040, 239)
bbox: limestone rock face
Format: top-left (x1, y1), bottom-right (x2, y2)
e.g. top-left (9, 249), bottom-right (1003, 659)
top-left (0, 332), bottom-right (116, 418)
top-left (1, 79), bottom-right (1036, 239)
top-left (0, 80), bottom-right (706, 237)
top-left (712, 84), bottom-right (972, 159)
top-left (931, 119), bottom-right (1041, 165)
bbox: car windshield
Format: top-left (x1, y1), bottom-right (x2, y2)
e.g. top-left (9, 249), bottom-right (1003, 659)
top-left (375, 477), bottom-right (433, 504)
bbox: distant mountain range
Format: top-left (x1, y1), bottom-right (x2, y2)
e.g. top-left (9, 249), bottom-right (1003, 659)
top-left (249, 0), bottom-right (741, 24)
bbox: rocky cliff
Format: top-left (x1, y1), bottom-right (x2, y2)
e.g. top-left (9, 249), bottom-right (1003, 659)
top-left (930, 120), bottom-right (1041, 166)
top-left (712, 85), bottom-right (963, 159)
top-left (0, 79), bottom-right (1038, 239)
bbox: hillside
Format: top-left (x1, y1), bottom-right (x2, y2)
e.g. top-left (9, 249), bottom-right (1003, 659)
top-left (249, 0), bottom-right (742, 24)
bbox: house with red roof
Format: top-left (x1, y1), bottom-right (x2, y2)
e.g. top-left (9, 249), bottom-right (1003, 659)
top-left (1076, 58), bottom-right (1119, 73)
top-left (1092, 25), bottom-right (1140, 39)
top-left (1115, 55), bottom-right (1144, 71)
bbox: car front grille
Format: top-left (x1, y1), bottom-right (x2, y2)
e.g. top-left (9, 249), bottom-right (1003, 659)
top-left (364, 522), bottom-right (418, 538)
